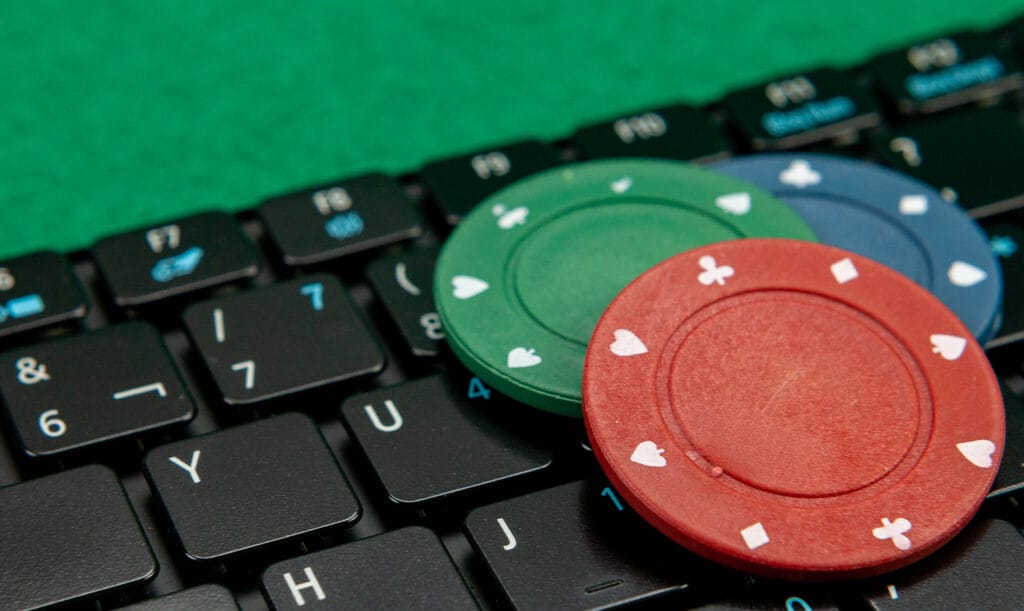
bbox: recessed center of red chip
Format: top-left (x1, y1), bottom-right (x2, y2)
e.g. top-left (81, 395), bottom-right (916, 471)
top-left (668, 292), bottom-right (923, 498)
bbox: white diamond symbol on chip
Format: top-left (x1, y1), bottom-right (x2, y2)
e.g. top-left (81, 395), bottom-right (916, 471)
top-left (898, 194), bottom-right (928, 215)
top-left (830, 258), bottom-right (859, 284)
top-left (741, 523), bottom-right (770, 550)
top-left (779, 160), bottom-right (821, 188)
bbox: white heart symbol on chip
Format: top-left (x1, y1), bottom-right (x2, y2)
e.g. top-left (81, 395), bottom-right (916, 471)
top-left (947, 261), bottom-right (987, 287)
top-left (715, 192), bottom-right (752, 215)
top-left (630, 441), bottom-right (667, 467)
top-left (930, 334), bottom-right (967, 361)
top-left (956, 439), bottom-right (996, 468)
top-left (452, 275), bottom-right (489, 299)
top-left (610, 329), bottom-right (648, 356)
top-left (898, 194), bottom-right (928, 215)
top-left (507, 347), bottom-right (542, 369)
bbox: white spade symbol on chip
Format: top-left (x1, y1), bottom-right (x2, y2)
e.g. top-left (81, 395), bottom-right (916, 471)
top-left (715, 192), bottom-right (752, 215)
top-left (610, 329), bottom-right (647, 356)
top-left (630, 441), bottom-right (667, 467)
top-left (930, 334), bottom-right (967, 361)
top-left (452, 275), bottom-right (489, 299)
top-left (956, 439), bottom-right (996, 468)
top-left (947, 261), bottom-right (987, 287)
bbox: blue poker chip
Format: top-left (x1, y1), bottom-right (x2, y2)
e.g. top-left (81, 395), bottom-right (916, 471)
top-left (710, 153), bottom-right (1002, 341)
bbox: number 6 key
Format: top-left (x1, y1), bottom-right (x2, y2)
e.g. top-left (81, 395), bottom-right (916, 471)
top-left (0, 322), bottom-right (195, 458)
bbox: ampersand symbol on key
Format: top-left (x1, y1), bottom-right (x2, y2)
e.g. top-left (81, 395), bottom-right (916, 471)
top-left (16, 357), bottom-right (50, 385)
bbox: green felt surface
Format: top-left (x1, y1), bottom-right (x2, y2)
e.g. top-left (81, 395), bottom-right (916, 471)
top-left (2, 1), bottom-right (1023, 259)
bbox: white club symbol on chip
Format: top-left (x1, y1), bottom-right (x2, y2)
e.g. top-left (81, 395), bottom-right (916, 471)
top-left (698, 256), bottom-right (734, 286)
top-left (741, 523), bottom-right (770, 550)
top-left (779, 160), bottom-right (821, 189)
top-left (830, 258), bottom-right (859, 284)
top-left (930, 334), bottom-right (967, 361)
top-left (873, 517), bottom-right (912, 551)
top-left (947, 261), bottom-right (987, 287)
top-left (507, 347), bottom-right (542, 369)
top-left (492, 204), bottom-right (529, 229)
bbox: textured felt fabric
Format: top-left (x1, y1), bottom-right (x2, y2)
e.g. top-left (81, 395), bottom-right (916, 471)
top-left (2, 1), bottom-right (1022, 258)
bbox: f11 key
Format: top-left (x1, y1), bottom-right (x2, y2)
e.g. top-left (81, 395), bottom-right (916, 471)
top-left (722, 68), bottom-right (881, 150)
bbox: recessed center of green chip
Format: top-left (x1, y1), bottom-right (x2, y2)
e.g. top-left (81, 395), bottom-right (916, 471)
top-left (511, 200), bottom-right (741, 344)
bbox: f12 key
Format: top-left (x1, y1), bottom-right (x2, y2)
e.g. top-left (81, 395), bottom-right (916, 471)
top-left (869, 31), bottom-right (1024, 115)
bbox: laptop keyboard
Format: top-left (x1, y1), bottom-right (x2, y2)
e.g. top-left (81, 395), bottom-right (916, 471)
top-left (4, 17), bottom-right (1024, 611)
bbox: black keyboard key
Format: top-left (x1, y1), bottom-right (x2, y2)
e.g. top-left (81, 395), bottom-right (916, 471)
top-left (464, 479), bottom-right (695, 609)
top-left (870, 107), bottom-right (1024, 217)
top-left (93, 212), bottom-right (260, 307)
top-left (183, 275), bottom-right (384, 404)
top-left (0, 322), bottom-right (195, 457)
top-left (857, 519), bottom-right (1024, 609)
top-left (691, 584), bottom-right (838, 610)
top-left (365, 247), bottom-right (443, 357)
top-left (870, 31), bottom-right (1024, 115)
top-left (144, 413), bottom-right (360, 563)
top-left (340, 374), bottom-right (553, 506)
top-left (990, 384), bottom-right (1024, 496)
top-left (978, 214), bottom-right (1024, 347)
top-left (0, 465), bottom-right (156, 610)
top-left (572, 104), bottom-right (730, 162)
top-left (261, 527), bottom-right (476, 609)
top-left (116, 584), bottom-right (239, 610)
top-left (722, 68), bottom-right (881, 150)
top-left (419, 140), bottom-right (562, 225)
top-left (260, 173), bottom-right (423, 266)
top-left (0, 251), bottom-right (87, 338)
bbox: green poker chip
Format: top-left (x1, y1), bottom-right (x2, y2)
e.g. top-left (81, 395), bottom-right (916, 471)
top-left (434, 159), bottom-right (817, 417)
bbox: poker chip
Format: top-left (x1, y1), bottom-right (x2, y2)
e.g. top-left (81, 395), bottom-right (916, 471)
top-left (710, 153), bottom-right (1003, 341)
top-left (434, 159), bottom-right (816, 417)
top-left (583, 238), bottom-right (1004, 580)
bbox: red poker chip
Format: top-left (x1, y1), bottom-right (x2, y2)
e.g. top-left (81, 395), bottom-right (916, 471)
top-left (582, 238), bottom-right (1004, 580)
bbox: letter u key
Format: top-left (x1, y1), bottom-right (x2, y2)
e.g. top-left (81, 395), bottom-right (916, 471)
top-left (364, 400), bottom-right (403, 432)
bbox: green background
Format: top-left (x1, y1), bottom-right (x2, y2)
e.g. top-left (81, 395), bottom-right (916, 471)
top-left (3, 1), bottom-right (1023, 259)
